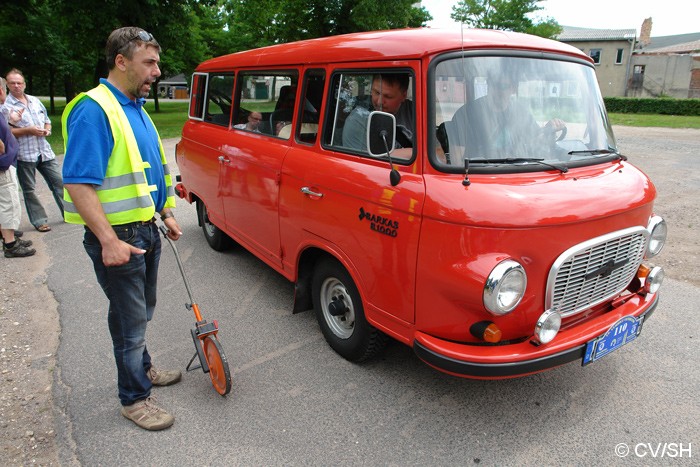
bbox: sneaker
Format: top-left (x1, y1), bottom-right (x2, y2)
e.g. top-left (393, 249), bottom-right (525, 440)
top-left (16, 238), bottom-right (33, 248)
top-left (121, 396), bottom-right (174, 431)
top-left (147, 366), bottom-right (182, 386)
top-left (4, 242), bottom-right (36, 258)
top-left (14, 230), bottom-right (23, 238)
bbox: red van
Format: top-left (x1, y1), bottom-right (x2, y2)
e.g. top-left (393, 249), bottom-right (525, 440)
top-left (174, 28), bottom-right (666, 379)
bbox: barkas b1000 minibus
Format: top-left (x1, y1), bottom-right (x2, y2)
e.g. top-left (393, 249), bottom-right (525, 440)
top-left (174, 28), bottom-right (667, 379)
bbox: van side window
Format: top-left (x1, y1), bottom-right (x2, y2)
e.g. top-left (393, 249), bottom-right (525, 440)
top-left (204, 74), bottom-right (235, 127)
top-left (233, 71), bottom-right (299, 137)
top-left (296, 69), bottom-right (325, 145)
top-left (324, 71), bottom-right (415, 161)
top-left (188, 73), bottom-right (207, 120)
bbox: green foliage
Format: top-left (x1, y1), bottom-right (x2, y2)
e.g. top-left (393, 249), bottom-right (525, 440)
top-left (450, 0), bottom-right (561, 38)
top-left (3, 0), bottom-right (431, 107)
top-left (223, 0), bottom-right (432, 49)
top-left (608, 113), bottom-right (700, 129)
top-left (604, 97), bottom-right (700, 116)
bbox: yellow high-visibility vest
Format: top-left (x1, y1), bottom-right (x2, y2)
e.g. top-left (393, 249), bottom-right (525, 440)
top-left (62, 84), bottom-right (175, 225)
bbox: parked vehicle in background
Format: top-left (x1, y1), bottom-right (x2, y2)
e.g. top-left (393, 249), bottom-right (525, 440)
top-left (174, 28), bottom-right (666, 379)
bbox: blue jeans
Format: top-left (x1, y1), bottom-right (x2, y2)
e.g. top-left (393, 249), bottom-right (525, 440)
top-left (16, 158), bottom-right (64, 228)
top-left (84, 221), bottom-right (161, 406)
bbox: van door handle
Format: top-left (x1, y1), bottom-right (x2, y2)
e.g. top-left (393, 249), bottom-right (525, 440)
top-left (218, 155), bottom-right (230, 164)
top-left (301, 186), bottom-right (323, 198)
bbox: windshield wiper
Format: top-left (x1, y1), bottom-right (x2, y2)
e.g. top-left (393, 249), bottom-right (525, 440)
top-left (567, 148), bottom-right (613, 155)
top-left (567, 148), bottom-right (628, 161)
top-left (469, 157), bottom-right (568, 173)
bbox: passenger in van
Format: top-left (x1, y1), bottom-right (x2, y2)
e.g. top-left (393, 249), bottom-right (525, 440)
top-left (451, 75), bottom-right (566, 159)
top-left (342, 74), bottom-right (414, 155)
top-left (234, 111), bottom-right (263, 132)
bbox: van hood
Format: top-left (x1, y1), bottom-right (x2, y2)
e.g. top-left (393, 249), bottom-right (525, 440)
top-left (423, 161), bottom-right (656, 228)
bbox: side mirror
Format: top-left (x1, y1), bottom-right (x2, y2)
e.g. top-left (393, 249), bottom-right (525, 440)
top-left (367, 111), bottom-right (396, 157)
top-left (367, 111), bottom-right (401, 186)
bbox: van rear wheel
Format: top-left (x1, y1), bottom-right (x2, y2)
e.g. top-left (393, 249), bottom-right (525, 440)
top-left (197, 201), bottom-right (232, 251)
top-left (311, 258), bottom-right (387, 362)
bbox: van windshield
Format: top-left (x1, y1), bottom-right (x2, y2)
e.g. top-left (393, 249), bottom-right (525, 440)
top-left (431, 55), bottom-right (617, 173)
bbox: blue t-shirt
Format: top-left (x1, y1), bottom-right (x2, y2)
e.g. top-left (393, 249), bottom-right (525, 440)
top-left (62, 79), bottom-right (167, 212)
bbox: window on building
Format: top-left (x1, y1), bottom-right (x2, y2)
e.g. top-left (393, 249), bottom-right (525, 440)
top-left (616, 49), bottom-right (624, 64)
top-left (630, 65), bottom-right (645, 90)
top-left (589, 49), bottom-right (601, 64)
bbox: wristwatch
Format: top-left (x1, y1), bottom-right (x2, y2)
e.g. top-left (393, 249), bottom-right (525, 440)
top-left (160, 211), bottom-right (175, 221)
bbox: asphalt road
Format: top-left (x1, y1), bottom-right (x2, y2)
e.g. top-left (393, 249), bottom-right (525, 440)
top-left (47, 133), bottom-right (699, 465)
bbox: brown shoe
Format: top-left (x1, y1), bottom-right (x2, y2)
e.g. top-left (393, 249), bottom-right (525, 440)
top-left (147, 366), bottom-right (182, 386)
top-left (120, 396), bottom-right (174, 431)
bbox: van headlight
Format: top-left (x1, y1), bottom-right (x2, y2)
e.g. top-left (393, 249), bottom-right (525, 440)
top-left (534, 310), bottom-right (561, 344)
top-left (483, 260), bottom-right (527, 316)
top-left (646, 216), bottom-right (667, 258)
top-left (643, 266), bottom-right (664, 294)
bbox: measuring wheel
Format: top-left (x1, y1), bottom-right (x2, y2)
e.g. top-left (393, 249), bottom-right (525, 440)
top-left (203, 335), bottom-right (232, 395)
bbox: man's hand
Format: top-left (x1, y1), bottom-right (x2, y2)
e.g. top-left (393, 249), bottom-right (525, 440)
top-left (544, 118), bottom-right (566, 132)
top-left (30, 126), bottom-right (47, 137)
top-left (65, 183), bottom-right (147, 266)
top-left (163, 216), bottom-right (182, 241)
top-left (101, 237), bottom-right (146, 266)
top-left (8, 108), bottom-right (23, 125)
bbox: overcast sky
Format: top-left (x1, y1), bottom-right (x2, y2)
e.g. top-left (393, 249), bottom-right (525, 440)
top-left (424, 0), bottom-right (699, 37)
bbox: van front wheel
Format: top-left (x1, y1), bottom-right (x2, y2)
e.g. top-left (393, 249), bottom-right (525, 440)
top-left (197, 201), bottom-right (232, 251)
top-left (311, 258), bottom-right (387, 362)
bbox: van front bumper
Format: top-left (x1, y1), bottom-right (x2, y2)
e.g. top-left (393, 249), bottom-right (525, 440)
top-left (413, 293), bottom-right (659, 379)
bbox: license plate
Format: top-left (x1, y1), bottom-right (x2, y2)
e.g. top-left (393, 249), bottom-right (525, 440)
top-left (583, 315), bottom-right (643, 365)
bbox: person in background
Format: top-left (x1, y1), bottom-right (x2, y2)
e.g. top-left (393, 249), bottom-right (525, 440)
top-left (234, 111), bottom-right (262, 132)
top-left (1, 69), bottom-right (64, 232)
top-left (62, 27), bottom-right (182, 431)
top-left (342, 73), bottom-right (415, 155)
top-left (0, 102), bottom-right (34, 257)
top-left (0, 77), bottom-right (7, 105)
top-left (0, 76), bottom-right (26, 241)
top-left (453, 74), bottom-right (566, 159)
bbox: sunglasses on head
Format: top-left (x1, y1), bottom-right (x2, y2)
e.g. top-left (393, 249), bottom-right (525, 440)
top-left (129, 30), bottom-right (155, 43)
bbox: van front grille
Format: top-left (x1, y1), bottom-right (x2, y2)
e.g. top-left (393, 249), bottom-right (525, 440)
top-left (545, 227), bottom-right (648, 317)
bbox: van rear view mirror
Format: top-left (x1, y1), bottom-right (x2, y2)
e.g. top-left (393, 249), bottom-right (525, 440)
top-left (367, 111), bottom-right (396, 158)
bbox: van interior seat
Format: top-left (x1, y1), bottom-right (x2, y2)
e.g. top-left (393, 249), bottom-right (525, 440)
top-left (277, 122), bottom-right (318, 139)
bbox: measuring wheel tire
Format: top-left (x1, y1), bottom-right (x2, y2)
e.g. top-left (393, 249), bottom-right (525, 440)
top-left (197, 201), bottom-right (233, 251)
top-left (203, 335), bottom-right (232, 396)
top-left (312, 258), bottom-right (387, 362)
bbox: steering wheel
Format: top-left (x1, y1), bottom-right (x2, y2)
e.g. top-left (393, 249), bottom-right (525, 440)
top-left (554, 126), bottom-right (567, 142)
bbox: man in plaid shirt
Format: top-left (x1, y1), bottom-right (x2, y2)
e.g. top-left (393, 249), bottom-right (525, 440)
top-left (2, 68), bottom-right (64, 232)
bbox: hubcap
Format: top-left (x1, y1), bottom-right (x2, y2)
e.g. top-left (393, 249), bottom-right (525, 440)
top-left (202, 207), bottom-right (216, 236)
top-left (320, 277), bottom-right (355, 339)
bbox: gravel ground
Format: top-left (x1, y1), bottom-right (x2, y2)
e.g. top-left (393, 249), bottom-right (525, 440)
top-left (0, 128), bottom-right (697, 465)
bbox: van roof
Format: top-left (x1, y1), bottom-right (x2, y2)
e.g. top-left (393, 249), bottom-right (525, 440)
top-left (197, 27), bottom-right (591, 71)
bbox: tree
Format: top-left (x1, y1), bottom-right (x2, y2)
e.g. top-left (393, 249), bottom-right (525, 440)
top-left (451, 0), bottom-right (561, 38)
top-left (225, 0), bottom-right (432, 50)
top-left (1, 0), bottom-right (432, 110)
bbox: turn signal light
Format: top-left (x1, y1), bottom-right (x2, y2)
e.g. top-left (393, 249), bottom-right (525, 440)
top-left (470, 321), bottom-right (503, 343)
